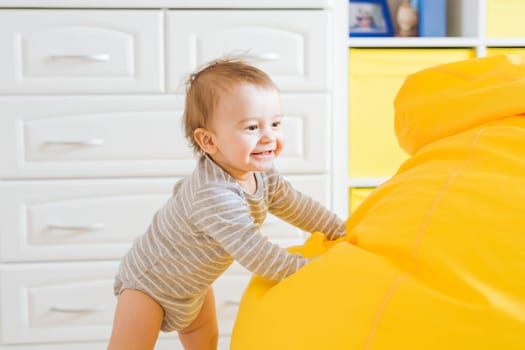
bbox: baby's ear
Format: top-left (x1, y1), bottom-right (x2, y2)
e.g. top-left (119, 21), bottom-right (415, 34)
top-left (193, 128), bottom-right (217, 154)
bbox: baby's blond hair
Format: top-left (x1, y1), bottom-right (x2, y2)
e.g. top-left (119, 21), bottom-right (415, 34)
top-left (183, 58), bottom-right (278, 154)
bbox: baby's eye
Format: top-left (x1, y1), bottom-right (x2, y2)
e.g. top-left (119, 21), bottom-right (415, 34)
top-left (272, 121), bottom-right (282, 128)
top-left (246, 124), bottom-right (258, 131)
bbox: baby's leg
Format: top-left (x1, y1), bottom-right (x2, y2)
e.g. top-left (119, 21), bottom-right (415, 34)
top-left (107, 289), bottom-right (164, 350)
top-left (178, 288), bottom-right (219, 350)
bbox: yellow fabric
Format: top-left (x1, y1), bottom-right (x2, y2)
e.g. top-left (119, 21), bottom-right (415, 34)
top-left (230, 55), bottom-right (525, 350)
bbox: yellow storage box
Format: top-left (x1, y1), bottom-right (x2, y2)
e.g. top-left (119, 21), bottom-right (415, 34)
top-left (486, 0), bottom-right (525, 38)
top-left (348, 48), bottom-right (474, 180)
top-left (487, 47), bottom-right (525, 56)
top-left (349, 187), bottom-right (374, 214)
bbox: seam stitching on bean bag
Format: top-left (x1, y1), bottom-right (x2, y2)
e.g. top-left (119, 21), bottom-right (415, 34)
top-left (363, 127), bottom-right (486, 349)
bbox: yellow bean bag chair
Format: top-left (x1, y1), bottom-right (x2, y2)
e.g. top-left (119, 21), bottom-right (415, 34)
top-left (230, 54), bottom-right (525, 350)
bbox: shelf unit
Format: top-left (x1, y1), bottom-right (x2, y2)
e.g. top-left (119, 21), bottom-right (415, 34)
top-left (343, 0), bottom-right (525, 215)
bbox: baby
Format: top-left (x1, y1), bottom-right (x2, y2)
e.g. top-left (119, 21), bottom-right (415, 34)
top-left (107, 58), bottom-right (345, 350)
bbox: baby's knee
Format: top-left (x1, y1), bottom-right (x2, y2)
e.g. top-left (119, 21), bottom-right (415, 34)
top-left (179, 323), bottom-right (218, 350)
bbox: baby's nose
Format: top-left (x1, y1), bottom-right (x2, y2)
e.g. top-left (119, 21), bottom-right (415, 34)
top-left (261, 128), bottom-right (276, 141)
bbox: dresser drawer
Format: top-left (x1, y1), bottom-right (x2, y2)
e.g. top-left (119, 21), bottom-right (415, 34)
top-left (0, 94), bottom-right (327, 178)
top-left (0, 262), bottom-right (120, 344)
top-left (0, 178), bottom-right (176, 262)
top-left (0, 96), bottom-right (195, 179)
top-left (0, 175), bottom-right (328, 263)
top-left (0, 263), bottom-right (248, 345)
top-left (167, 10), bottom-right (330, 93)
top-left (0, 10), bottom-right (163, 94)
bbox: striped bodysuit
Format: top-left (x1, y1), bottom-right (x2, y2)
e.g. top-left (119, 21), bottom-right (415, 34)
top-left (114, 154), bottom-right (345, 332)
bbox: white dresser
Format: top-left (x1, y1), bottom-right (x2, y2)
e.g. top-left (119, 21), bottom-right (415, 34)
top-left (0, 1), bottom-right (348, 349)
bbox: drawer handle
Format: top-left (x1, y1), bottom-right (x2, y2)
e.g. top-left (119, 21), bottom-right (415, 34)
top-left (244, 53), bottom-right (280, 62)
top-left (50, 304), bottom-right (106, 313)
top-left (224, 300), bottom-right (240, 306)
top-left (48, 223), bottom-right (105, 231)
top-left (50, 54), bottom-right (111, 62)
top-left (44, 139), bottom-right (105, 147)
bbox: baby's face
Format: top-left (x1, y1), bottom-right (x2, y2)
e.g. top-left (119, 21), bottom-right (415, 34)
top-left (207, 83), bottom-right (284, 181)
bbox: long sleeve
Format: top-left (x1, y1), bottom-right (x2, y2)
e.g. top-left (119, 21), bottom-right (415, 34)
top-left (191, 183), bottom-right (311, 282)
top-left (267, 170), bottom-right (346, 240)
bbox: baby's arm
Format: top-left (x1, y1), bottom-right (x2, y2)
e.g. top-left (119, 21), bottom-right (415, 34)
top-left (191, 185), bottom-right (312, 282)
top-left (267, 170), bottom-right (346, 240)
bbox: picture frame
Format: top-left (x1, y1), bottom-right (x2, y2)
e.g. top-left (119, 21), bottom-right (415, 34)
top-left (349, 0), bottom-right (394, 37)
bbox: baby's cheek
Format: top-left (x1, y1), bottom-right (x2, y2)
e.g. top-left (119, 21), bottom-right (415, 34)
top-left (277, 135), bottom-right (285, 153)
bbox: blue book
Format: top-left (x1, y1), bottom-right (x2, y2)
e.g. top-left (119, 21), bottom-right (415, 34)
top-left (418, 0), bottom-right (447, 37)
